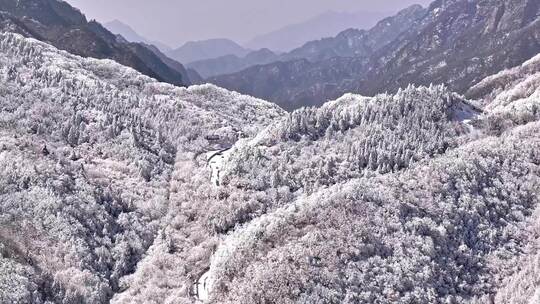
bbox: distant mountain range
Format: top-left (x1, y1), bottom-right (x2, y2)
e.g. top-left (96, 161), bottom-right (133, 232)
top-left (104, 19), bottom-right (172, 53)
top-left (209, 0), bottom-right (540, 110)
top-left (208, 4), bottom-right (427, 110)
top-left (188, 6), bottom-right (424, 79)
top-left (245, 10), bottom-right (389, 52)
top-left (0, 0), bottom-right (192, 86)
top-left (186, 48), bottom-right (279, 78)
top-left (166, 38), bottom-right (251, 65)
top-left (103, 11), bottom-right (400, 80)
top-left (280, 5), bottom-right (427, 63)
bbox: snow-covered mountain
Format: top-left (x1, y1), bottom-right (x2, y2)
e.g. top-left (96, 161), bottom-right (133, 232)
top-left (0, 32), bottom-right (284, 303)
top-left (208, 119), bottom-right (540, 303)
top-left (220, 85), bottom-right (475, 193)
top-left (112, 50), bottom-right (540, 303)
top-left (1, 4), bottom-right (540, 304)
top-left (191, 53), bottom-right (540, 304)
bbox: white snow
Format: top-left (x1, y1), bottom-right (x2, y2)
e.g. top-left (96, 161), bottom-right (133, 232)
top-left (207, 149), bottom-right (231, 186)
top-left (195, 270), bottom-right (212, 302)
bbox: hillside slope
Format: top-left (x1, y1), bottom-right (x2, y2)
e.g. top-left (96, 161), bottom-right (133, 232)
top-left (0, 32), bottom-right (284, 304)
top-left (0, 0), bottom-right (191, 85)
top-left (210, 0), bottom-right (540, 110)
top-left (111, 51), bottom-right (540, 303)
top-left (202, 53), bottom-right (540, 303)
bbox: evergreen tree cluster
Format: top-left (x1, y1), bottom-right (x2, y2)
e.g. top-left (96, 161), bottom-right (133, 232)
top-left (1, 32), bottom-right (540, 304)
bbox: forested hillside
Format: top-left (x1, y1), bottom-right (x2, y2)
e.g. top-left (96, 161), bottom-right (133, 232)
top-left (0, 0), bottom-right (192, 86)
top-left (1, 18), bottom-right (540, 304)
top-left (0, 32), bottom-right (283, 303)
top-left (221, 85), bottom-right (475, 193)
top-left (201, 52), bottom-right (540, 303)
top-left (114, 48), bottom-right (540, 303)
top-left (208, 121), bottom-right (540, 303)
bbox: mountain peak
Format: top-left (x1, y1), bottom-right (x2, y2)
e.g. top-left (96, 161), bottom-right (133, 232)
top-left (168, 38), bottom-right (249, 64)
top-left (245, 9), bottom-right (389, 52)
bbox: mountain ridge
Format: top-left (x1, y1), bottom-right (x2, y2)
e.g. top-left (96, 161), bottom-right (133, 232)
top-left (186, 48), bottom-right (279, 78)
top-left (245, 9), bottom-right (389, 52)
top-left (189, 6), bottom-right (423, 79)
top-left (167, 38), bottom-right (250, 65)
top-left (0, 0), bottom-right (192, 86)
top-left (209, 0), bottom-right (540, 111)
top-left (104, 19), bottom-right (172, 53)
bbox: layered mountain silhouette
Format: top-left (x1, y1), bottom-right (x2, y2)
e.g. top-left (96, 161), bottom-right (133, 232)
top-left (186, 48), bottom-right (279, 78)
top-left (210, 0), bottom-right (540, 111)
top-left (0, 0), bottom-right (192, 86)
top-left (190, 5), bottom-right (424, 80)
top-left (245, 10), bottom-right (389, 52)
top-left (166, 38), bottom-right (251, 65)
top-left (104, 19), bottom-right (172, 53)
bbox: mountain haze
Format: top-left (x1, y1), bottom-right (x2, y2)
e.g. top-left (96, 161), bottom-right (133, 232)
top-left (210, 0), bottom-right (540, 110)
top-left (104, 19), bottom-right (172, 53)
top-left (188, 5), bottom-right (425, 79)
top-left (245, 10), bottom-right (389, 52)
top-left (167, 38), bottom-right (250, 65)
top-left (186, 48), bottom-right (279, 78)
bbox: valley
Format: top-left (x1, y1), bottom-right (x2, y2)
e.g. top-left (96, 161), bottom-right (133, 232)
top-left (0, 0), bottom-right (539, 303)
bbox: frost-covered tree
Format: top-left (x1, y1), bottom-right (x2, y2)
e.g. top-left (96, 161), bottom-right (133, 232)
top-left (0, 32), bottom-right (283, 304)
top-left (1, 30), bottom-right (540, 304)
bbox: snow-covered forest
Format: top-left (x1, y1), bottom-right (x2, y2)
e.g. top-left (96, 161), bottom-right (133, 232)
top-left (0, 27), bottom-right (540, 304)
top-left (0, 33), bottom-right (284, 303)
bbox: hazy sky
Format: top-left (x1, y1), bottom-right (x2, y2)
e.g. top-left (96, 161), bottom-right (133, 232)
top-left (65, 0), bottom-right (432, 47)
